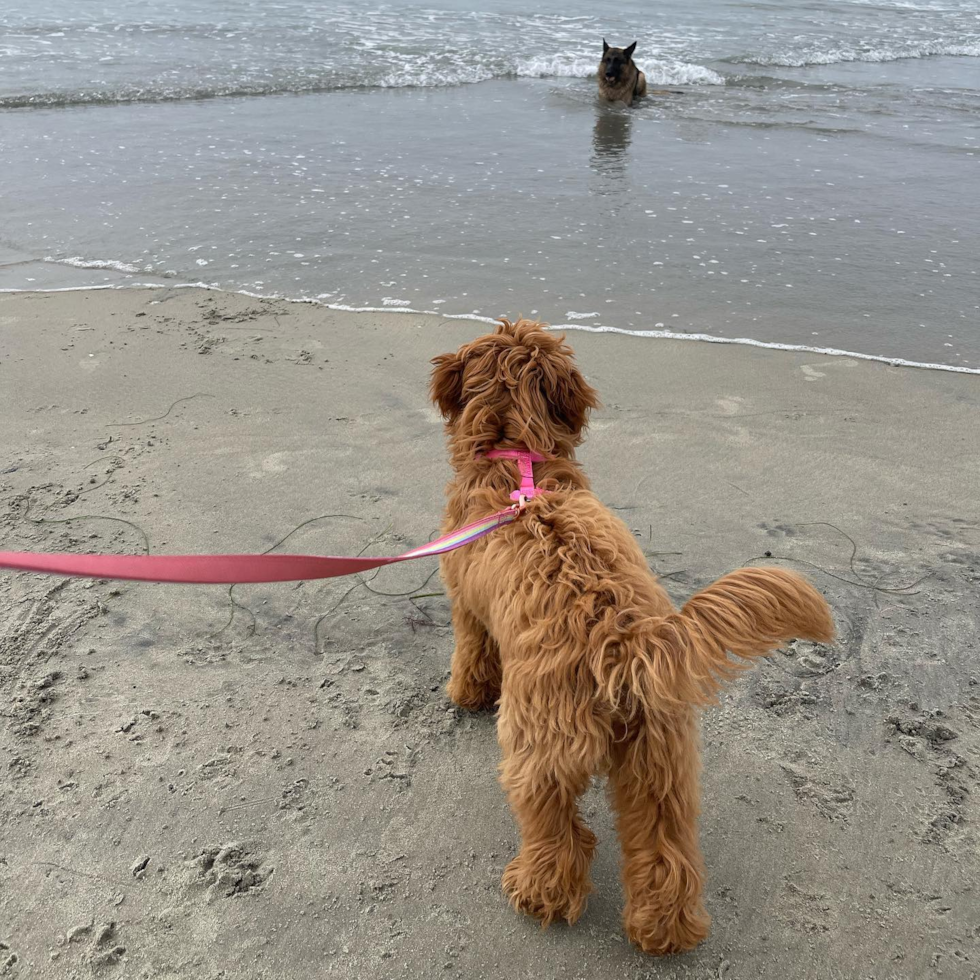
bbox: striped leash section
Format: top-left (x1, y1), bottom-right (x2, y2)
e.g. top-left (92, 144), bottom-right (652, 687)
top-left (0, 505), bottom-right (522, 585)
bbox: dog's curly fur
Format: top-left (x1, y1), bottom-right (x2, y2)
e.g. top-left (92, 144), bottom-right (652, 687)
top-left (431, 318), bottom-right (835, 955)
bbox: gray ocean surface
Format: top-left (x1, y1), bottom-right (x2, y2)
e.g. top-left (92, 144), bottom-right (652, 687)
top-left (1, 0), bottom-right (978, 367)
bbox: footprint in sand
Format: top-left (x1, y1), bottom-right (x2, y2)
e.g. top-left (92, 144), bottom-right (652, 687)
top-left (715, 395), bottom-right (745, 415)
top-left (246, 451), bottom-right (290, 479)
top-left (800, 358), bottom-right (859, 381)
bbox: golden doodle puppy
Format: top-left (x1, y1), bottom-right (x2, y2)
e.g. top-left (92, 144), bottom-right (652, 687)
top-left (431, 318), bottom-right (834, 955)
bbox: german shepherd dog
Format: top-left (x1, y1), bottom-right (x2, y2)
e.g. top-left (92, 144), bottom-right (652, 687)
top-left (598, 40), bottom-right (646, 105)
top-left (598, 40), bottom-right (682, 105)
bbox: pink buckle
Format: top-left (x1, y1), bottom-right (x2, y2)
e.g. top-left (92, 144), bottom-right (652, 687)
top-left (484, 448), bottom-right (550, 504)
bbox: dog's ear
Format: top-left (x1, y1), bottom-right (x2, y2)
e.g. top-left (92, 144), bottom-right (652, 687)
top-left (541, 349), bottom-right (599, 440)
top-left (430, 350), bottom-right (466, 421)
top-left (602, 38), bottom-right (609, 54)
top-left (624, 41), bottom-right (637, 60)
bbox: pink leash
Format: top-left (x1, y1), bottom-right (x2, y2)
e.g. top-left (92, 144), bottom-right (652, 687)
top-left (0, 509), bottom-right (518, 585)
top-left (0, 450), bottom-right (550, 585)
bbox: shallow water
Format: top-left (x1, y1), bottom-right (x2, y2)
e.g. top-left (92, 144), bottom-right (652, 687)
top-left (2, 0), bottom-right (978, 367)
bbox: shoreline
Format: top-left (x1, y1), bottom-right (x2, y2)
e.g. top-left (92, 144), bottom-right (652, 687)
top-left (3, 279), bottom-right (978, 377)
top-left (6, 58), bottom-right (978, 373)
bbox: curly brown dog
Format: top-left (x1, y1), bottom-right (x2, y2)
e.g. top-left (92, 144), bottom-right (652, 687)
top-left (431, 318), bottom-right (835, 955)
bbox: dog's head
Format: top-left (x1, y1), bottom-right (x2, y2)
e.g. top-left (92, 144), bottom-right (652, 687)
top-left (599, 39), bottom-right (637, 84)
top-left (430, 318), bottom-right (599, 459)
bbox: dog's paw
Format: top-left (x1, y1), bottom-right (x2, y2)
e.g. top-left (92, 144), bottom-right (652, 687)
top-left (501, 853), bottom-right (591, 927)
top-left (623, 901), bottom-right (710, 955)
top-left (445, 677), bottom-right (498, 712)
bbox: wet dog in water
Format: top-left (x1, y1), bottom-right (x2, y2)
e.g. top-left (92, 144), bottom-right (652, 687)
top-left (598, 40), bottom-right (646, 105)
top-left (598, 40), bottom-right (683, 105)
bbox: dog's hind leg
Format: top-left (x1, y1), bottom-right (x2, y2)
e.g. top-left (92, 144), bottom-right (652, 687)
top-left (609, 711), bottom-right (711, 954)
top-left (497, 686), bottom-right (599, 926)
top-left (446, 604), bottom-right (501, 711)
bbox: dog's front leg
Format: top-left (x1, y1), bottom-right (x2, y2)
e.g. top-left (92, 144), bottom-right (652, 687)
top-left (445, 603), bottom-right (501, 711)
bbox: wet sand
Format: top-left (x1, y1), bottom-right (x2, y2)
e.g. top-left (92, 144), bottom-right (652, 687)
top-left (1, 287), bottom-right (978, 978)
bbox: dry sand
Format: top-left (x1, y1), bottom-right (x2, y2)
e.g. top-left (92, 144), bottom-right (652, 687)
top-left (1, 287), bottom-right (978, 980)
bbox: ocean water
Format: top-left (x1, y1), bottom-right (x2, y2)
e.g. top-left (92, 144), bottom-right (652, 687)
top-left (1, 0), bottom-right (978, 368)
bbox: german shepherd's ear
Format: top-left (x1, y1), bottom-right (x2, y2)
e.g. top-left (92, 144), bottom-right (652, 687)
top-left (602, 38), bottom-right (610, 54)
top-left (430, 351), bottom-right (466, 422)
top-left (624, 41), bottom-right (637, 60)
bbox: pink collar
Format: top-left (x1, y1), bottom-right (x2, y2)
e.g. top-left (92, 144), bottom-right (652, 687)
top-left (484, 447), bottom-right (551, 504)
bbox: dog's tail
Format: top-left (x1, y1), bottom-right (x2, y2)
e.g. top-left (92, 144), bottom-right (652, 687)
top-left (596, 567), bottom-right (834, 711)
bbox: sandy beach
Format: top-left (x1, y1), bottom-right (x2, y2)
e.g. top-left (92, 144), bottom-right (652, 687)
top-left (1, 286), bottom-right (978, 979)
